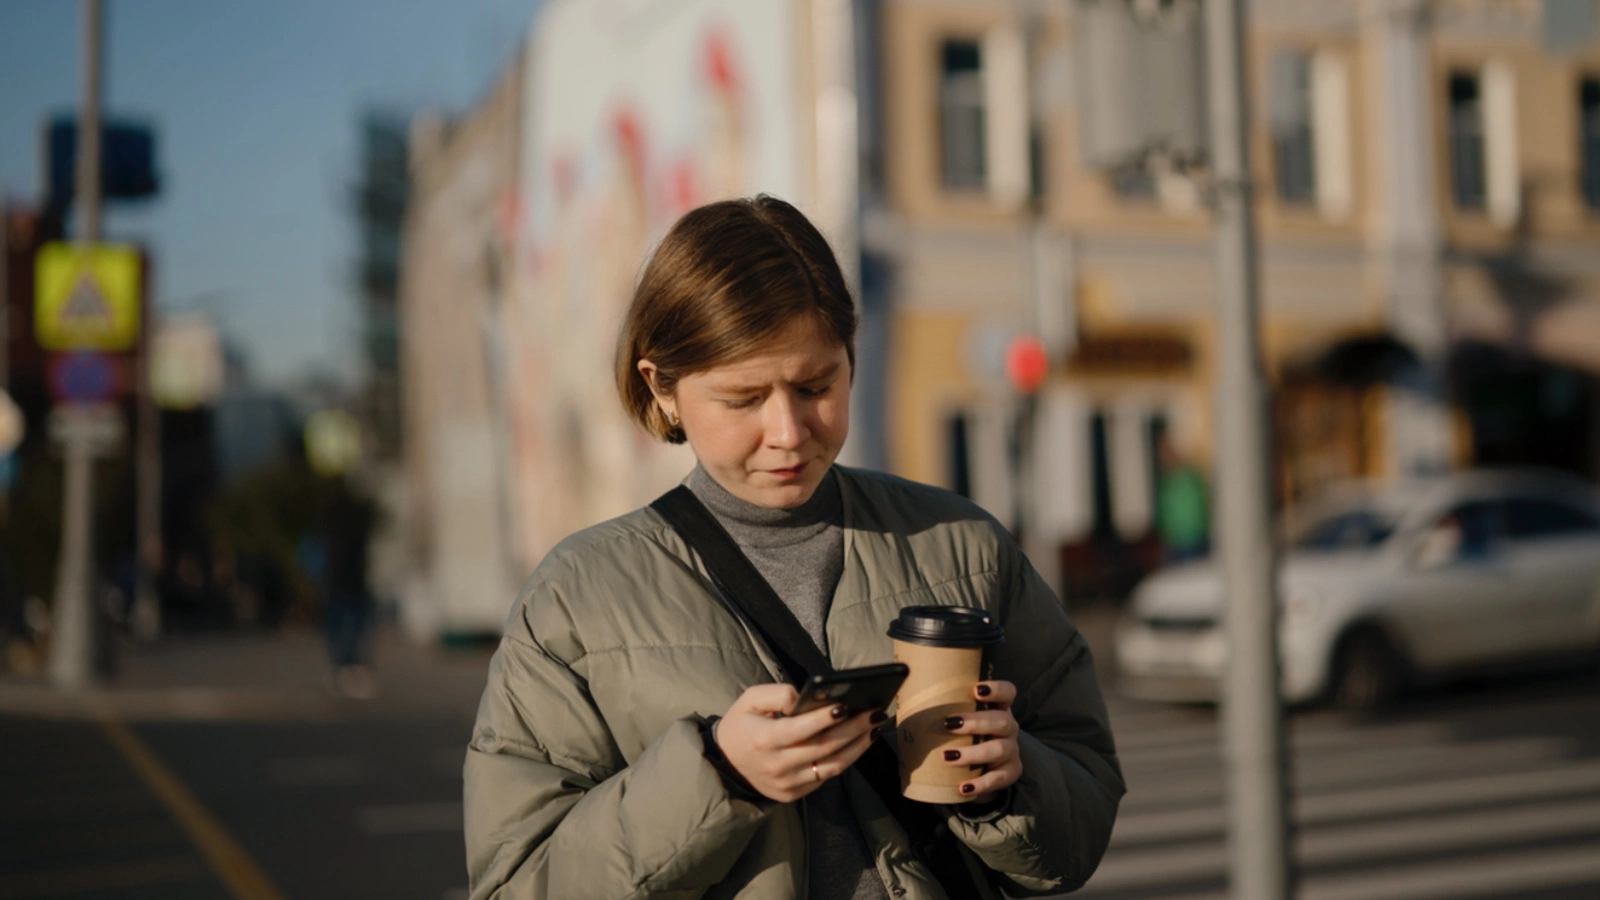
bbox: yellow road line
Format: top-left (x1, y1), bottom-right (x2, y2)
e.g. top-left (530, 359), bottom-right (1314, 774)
top-left (99, 717), bottom-right (288, 900)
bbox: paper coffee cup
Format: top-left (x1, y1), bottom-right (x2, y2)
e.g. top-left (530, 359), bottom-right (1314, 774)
top-left (888, 606), bottom-right (1004, 804)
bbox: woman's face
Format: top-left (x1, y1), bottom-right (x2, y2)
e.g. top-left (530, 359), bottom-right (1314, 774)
top-left (645, 318), bottom-right (851, 509)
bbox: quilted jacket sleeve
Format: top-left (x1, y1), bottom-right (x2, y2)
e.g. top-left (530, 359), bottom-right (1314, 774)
top-left (464, 583), bottom-right (772, 899)
top-left (945, 535), bottom-right (1126, 896)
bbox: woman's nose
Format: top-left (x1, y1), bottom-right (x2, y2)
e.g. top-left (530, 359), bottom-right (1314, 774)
top-left (764, 392), bottom-right (811, 448)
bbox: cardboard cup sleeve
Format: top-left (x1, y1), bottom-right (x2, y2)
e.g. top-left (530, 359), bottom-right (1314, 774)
top-left (892, 641), bottom-right (984, 804)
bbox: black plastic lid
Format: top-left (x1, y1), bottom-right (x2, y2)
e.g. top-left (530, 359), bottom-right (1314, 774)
top-left (887, 606), bottom-right (1004, 648)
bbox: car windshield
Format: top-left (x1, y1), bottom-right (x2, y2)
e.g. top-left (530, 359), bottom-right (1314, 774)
top-left (1290, 508), bottom-right (1397, 551)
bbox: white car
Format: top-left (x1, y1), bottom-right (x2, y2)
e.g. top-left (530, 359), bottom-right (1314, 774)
top-left (1115, 468), bottom-right (1600, 710)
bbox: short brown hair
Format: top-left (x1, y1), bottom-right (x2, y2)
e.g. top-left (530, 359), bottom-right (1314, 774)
top-left (616, 195), bottom-right (858, 443)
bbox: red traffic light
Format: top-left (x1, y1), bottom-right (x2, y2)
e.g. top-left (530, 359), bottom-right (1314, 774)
top-left (1005, 335), bottom-right (1049, 395)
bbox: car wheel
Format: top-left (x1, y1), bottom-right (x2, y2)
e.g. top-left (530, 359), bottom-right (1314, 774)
top-left (1330, 629), bottom-right (1404, 714)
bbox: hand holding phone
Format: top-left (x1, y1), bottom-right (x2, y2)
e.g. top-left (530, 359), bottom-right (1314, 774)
top-left (787, 663), bottom-right (910, 717)
top-left (715, 677), bottom-right (889, 804)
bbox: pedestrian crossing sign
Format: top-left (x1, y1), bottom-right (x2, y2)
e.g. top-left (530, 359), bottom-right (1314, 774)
top-left (34, 242), bottom-right (142, 351)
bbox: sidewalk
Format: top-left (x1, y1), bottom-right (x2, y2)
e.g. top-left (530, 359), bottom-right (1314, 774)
top-left (0, 626), bottom-right (496, 723)
top-left (0, 602), bottom-right (1121, 724)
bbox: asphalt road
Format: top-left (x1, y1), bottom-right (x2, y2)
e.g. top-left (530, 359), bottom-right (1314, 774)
top-left (1076, 665), bottom-right (1600, 900)
top-left (2, 628), bottom-right (1596, 899)
top-left (0, 705), bottom-right (478, 900)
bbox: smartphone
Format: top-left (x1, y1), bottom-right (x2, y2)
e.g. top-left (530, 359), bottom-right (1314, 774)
top-left (788, 663), bottom-right (910, 718)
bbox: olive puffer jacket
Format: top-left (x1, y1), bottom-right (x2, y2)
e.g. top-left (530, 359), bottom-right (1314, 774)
top-left (465, 467), bottom-right (1124, 899)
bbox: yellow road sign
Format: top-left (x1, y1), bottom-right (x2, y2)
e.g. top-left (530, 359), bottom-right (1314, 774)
top-left (35, 242), bottom-right (142, 351)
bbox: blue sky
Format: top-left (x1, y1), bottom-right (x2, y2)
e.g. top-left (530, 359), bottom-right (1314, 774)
top-left (1, 0), bottom-right (537, 388)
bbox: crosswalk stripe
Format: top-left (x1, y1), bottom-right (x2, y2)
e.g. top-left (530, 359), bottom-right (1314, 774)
top-left (1082, 680), bottom-right (1599, 900)
top-left (1300, 755), bottom-right (1600, 827)
top-left (265, 754), bottom-right (370, 788)
top-left (1119, 735), bottom-right (1570, 811)
top-left (1109, 718), bottom-right (1217, 753)
top-left (0, 855), bottom-right (210, 896)
top-left (1104, 706), bottom-right (1211, 733)
top-left (1118, 719), bottom-right (1449, 768)
top-left (1303, 842), bottom-right (1600, 900)
top-left (1090, 791), bottom-right (1600, 892)
top-left (1307, 793), bottom-right (1600, 864)
top-left (355, 801), bottom-right (463, 835)
top-left (1112, 755), bottom-right (1600, 845)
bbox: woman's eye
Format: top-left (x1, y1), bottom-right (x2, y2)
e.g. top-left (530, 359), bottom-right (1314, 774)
top-left (801, 384), bottom-right (833, 399)
top-left (723, 397), bottom-right (758, 410)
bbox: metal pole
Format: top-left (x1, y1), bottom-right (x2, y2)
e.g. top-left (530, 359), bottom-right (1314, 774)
top-left (1013, 2), bottom-right (1059, 596)
top-left (78, 0), bottom-right (102, 245)
top-left (1, 197), bottom-right (9, 395)
top-left (132, 296), bottom-right (162, 641)
top-left (0, 198), bottom-right (9, 526)
top-left (1203, 0), bottom-right (1293, 897)
top-left (51, 0), bottom-right (105, 688)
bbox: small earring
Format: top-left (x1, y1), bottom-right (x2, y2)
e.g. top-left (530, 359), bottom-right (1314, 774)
top-left (666, 409), bottom-right (679, 428)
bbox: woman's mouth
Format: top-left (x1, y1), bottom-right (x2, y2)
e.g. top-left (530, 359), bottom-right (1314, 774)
top-left (767, 462), bottom-right (809, 480)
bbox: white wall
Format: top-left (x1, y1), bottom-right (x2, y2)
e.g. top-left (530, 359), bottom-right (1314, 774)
top-left (506, 0), bottom-right (814, 558)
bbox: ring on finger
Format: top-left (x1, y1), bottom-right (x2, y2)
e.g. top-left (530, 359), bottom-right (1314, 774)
top-left (811, 762), bottom-right (822, 782)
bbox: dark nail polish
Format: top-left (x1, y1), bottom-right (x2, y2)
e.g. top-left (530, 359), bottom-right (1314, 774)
top-left (944, 716), bottom-right (963, 730)
top-left (831, 705), bottom-right (849, 720)
top-left (976, 684), bottom-right (992, 698)
top-left (870, 710), bottom-right (888, 725)
top-left (943, 750), bottom-right (961, 762)
top-left (961, 783), bottom-right (976, 794)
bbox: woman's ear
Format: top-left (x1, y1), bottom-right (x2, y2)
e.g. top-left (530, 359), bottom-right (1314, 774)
top-left (637, 359), bottom-right (672, 411)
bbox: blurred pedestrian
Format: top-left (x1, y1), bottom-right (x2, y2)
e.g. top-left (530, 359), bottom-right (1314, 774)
top-left (464, 196), bottom-right (1123, 899)
top-left (0, 557), bottom-right (32, 674)
top-left (1156, 436), bottom-right (1210, 564)
top-left (167, 546), bottom-right (212, 625)
top-left (320, 478), bottom-right (378, 699)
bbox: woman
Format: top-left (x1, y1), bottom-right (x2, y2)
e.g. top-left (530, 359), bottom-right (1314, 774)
top-left (465, 196), bottom-right (1123, 899)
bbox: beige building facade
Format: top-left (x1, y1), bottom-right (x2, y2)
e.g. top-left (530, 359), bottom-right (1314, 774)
top-left (398, 54), bottom-right (527, 636)
top-left (871, 0), bottom-right (1600, 596)
top-left (500, 0), bottom-right (877, 568)
top-left (401, 0), bottom-right (883, 633)
top-left (399, 0), bottom-right (1600, 619)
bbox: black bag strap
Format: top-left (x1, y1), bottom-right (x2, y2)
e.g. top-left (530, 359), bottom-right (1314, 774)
top-left (650, 485), bottom-right (992, 900)
top-left (651, 485), bottom-right (833, 684)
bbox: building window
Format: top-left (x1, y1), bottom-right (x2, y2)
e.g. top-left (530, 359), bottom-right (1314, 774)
top-left (1089, 411), bottom-right (1113, 539)
top-left (939, 39), bottom-right (986, 190)
top-left (1270, 50), bottom-right (1316, 205)
top-left (1029, 125), bottom-right (1046, 203)
top-left (1449, 72), bottom-right (1488, 210)
top-left (946, 413), bottom-right (972, 499)
top-left (1582, 77), bottom-right (1600, 210)
top-left (1147, 413), bottom-right (1169, 530)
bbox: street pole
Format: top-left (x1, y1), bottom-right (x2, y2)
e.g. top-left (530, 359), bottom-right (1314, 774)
top-left (1006, 0), bottom-right (1057, 592)
top-left (78, 1), bottom-right (102, 245)
top-left (132, 289), bottom-right (161, 641)
top-left (0, 197), bottom-right (10, 527)
top-left (1203, 0), bottom-right (1293, 897)
top-left (1, 196), bottom-right (9, 396)
top-left (51, 0), bottom-right (105, 688)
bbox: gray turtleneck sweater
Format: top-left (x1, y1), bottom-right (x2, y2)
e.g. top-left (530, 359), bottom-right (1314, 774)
top-left (687, 465), bottom-right (889, 900)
